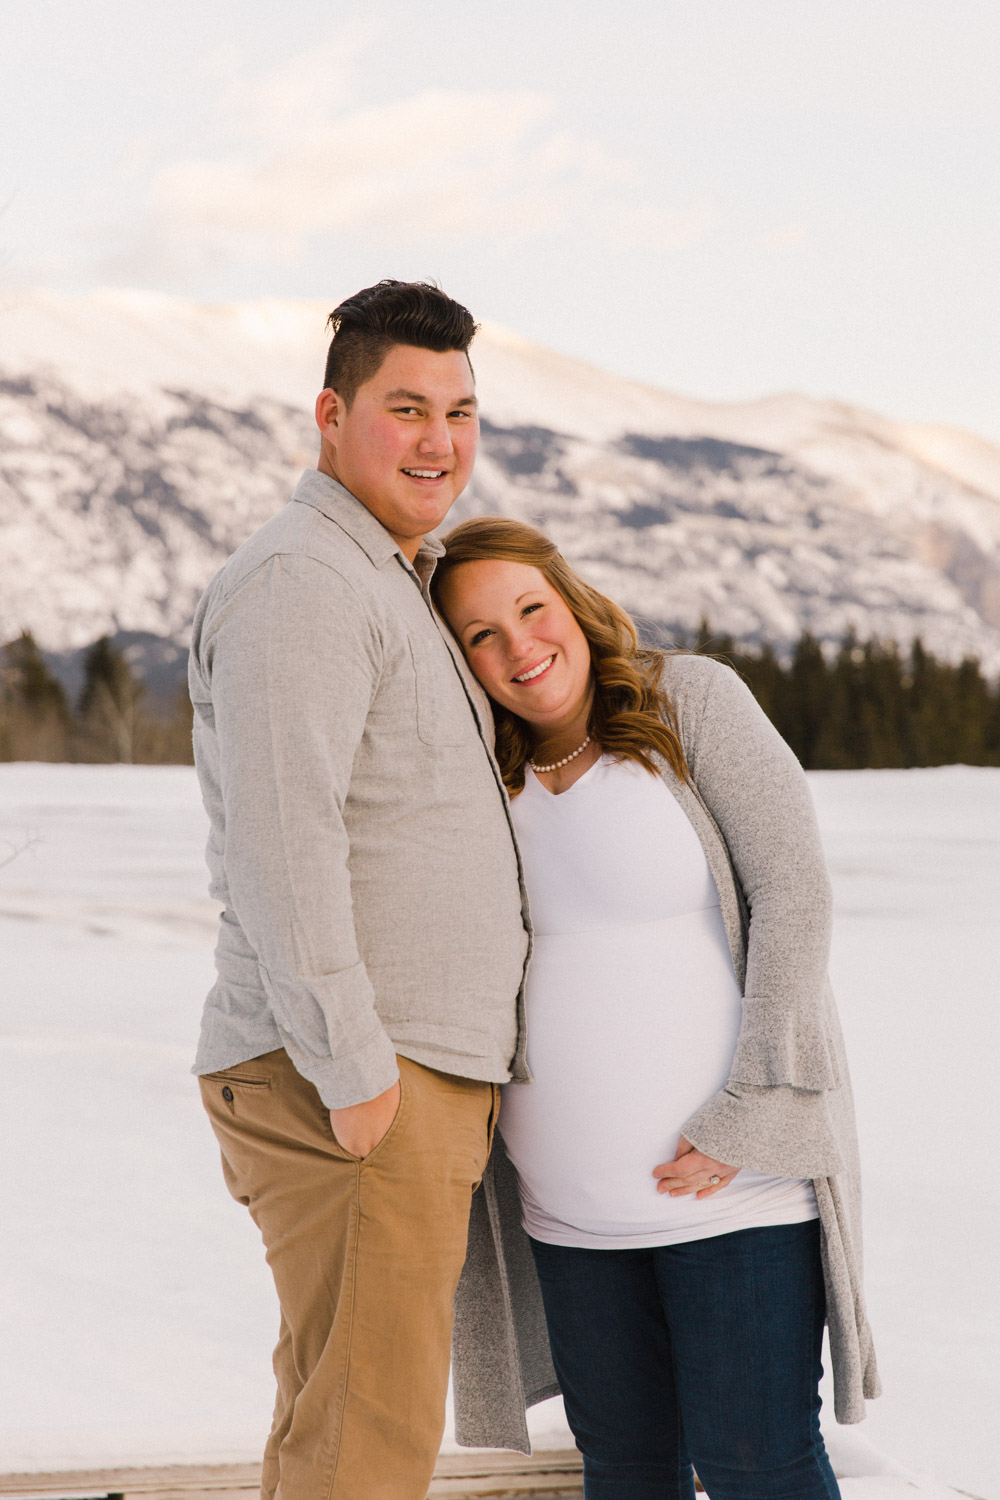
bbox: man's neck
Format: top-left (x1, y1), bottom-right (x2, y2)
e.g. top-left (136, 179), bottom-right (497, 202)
top-left (315, 457), bottom-right (423, 563)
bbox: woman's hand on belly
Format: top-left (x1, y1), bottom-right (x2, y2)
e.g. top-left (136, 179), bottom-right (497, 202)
top-left (653, 1135), bottom-right (739, 1198)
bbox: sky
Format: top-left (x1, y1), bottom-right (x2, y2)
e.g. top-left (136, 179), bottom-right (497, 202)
top-left (3, 0), bottom-right (1000, 440)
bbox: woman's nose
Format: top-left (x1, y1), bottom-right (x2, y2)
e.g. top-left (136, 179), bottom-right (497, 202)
top-left (506, 623), bottom-right (538, 660)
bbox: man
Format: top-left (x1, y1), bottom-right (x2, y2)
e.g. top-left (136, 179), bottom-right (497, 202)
top-left (188, 281), bottom-right (530, 1500)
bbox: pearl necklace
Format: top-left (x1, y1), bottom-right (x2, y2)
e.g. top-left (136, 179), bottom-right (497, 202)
top-left (528, 735), bottom-right (592, 774)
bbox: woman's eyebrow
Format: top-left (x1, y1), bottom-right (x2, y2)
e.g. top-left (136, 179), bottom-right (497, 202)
top-left (466, 593), bottom-right (536, 621)
top-left (455, 592), bottom-right (543, 632)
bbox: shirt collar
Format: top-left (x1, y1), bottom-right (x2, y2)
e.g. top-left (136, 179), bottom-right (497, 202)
top-left (291, 467), bottom-right (444, 573)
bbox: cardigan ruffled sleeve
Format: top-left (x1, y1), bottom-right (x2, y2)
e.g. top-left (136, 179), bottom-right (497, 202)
top-left (664, 654), bottom-right (846, 1176)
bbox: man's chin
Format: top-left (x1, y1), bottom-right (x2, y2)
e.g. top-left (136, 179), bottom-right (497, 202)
top-left (410, 487), bottom-right (465, 531)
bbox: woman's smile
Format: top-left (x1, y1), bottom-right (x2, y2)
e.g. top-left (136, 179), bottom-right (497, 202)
top-left (512, 653), bottom-right (556, 684)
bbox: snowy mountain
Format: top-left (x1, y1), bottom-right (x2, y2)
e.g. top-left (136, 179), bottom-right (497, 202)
top-left (3, 288), bottom-right (1000, 677)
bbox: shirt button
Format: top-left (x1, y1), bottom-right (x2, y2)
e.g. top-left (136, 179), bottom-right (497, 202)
top-left (222, 1086), bottom-right (234, 1102)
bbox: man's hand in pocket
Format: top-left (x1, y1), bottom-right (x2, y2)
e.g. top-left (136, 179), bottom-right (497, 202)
top-left (330, 1079), bottom-right (401, 1159)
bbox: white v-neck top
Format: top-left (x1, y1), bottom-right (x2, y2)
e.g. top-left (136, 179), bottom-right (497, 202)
top-left (502, 755), bottom-right (817, 1248)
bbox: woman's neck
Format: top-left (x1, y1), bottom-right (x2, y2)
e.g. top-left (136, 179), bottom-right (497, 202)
top-left (526, 701), bottom-right (600, 794)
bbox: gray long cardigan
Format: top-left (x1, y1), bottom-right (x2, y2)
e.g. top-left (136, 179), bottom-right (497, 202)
top-left (451, 651), bottom-right (881, 1451)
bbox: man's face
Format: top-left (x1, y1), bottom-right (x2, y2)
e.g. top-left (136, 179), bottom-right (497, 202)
top-left (315, 344), bottom-right (479, 560)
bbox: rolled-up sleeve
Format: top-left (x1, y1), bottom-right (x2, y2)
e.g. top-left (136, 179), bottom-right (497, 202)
top-left (202, 552), bottom-right (400, 1109)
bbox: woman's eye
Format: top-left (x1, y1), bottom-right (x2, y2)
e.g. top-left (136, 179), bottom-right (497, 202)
top-left (522, 603), bottom-right (543, 616)
top-left (469, 628), bottom-right (491, 647)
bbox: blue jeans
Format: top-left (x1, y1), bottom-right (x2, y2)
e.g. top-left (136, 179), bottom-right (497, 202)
top-left (529, 1220), bottom-right (840, 1500)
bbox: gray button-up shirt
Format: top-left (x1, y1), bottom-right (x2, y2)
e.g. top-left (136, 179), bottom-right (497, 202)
top-left (189, 469), bottom-right (531, 1108)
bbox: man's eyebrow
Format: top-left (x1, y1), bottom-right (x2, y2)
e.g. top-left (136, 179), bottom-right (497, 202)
top-left (382, 388), bottom-right (479, 408)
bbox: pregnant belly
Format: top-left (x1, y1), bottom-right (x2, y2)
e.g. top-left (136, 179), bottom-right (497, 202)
top-left (500, 908), bottom-right (745, 1235)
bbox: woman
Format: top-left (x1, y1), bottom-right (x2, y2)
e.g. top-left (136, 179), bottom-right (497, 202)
top-left (432, 518), bottom-right (880, 1500)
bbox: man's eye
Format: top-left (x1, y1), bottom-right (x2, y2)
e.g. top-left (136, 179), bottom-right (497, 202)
top-left (469, 628), bottom-right (491, 646)
top-left (449, 409), bottom-right (473, 420)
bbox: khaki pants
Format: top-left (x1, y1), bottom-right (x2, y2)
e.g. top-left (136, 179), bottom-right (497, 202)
top-left (200, 1049), bottom-right (499, 1500)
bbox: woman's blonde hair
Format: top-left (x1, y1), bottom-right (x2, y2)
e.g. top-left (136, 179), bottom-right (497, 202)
top-left (434, 516), bottom-right (688, 796)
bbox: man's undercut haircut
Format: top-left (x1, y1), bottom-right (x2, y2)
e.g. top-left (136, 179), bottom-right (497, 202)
top-left (323, 280), bottom-right (479, 407)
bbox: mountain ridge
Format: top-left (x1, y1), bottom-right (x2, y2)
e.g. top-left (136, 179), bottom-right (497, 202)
top-left (2, 287), bottom-right (999, 675)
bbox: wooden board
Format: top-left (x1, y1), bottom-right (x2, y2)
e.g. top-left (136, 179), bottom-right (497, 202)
top-left (2, 1455), bottom-right (983, 1500)
top-left (0, 1451), bottom-right (585, 1500)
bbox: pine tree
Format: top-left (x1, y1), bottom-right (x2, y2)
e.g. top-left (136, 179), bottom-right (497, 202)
top-left (811, 633), bottom-right (859, 769)
top-left (951, 657), bottom-right (993, 764)
top-left (0, 632), bottom-right (70, 760)
top-left (783, 634), bottom-right (829, 768)
top-left (984, 672), bottom-right (1000, 765)
top-left (854, 638), bottom-right (907, 768)
top-left (77, 636), bottom-right (144, 762)
top-left (733, 631), bottom-right (998, 770)
top-left (905, 639), bottom-right (940, 764)
top-left (736, 642), bottom-right (787, 729)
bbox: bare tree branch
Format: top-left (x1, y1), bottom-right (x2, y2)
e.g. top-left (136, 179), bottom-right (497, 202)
top-left (0, 830), bottom-right (42, 870)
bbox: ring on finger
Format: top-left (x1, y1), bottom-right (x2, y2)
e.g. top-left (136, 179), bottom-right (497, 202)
top-left (707, 1174), bottom-right (721, 1186)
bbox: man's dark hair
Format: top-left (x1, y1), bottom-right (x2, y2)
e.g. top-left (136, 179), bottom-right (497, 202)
top-left (323, 280), bottom-right (478, 406)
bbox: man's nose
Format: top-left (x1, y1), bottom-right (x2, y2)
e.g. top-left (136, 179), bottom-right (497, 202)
top-left (417, 416), bottom-right (453, 454)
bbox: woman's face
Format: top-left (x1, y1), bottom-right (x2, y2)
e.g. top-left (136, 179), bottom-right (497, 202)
top-left (438, 559), bottom-right (594, 734)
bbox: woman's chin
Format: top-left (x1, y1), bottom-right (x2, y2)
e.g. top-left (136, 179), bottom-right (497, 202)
top-left (503, 697), bottom-right (558, 729)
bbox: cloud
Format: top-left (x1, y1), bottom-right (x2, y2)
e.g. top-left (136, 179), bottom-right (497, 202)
top-left (103, 42), bottom-right (720, 283)
top-left (199, 37), bottom-right (376, 147)
top-left (758, 221), bottom-right (810, 252)
top-left (113, 86), bottom-right (624, 277)
top-left (614, 201), bottom-right (717, 252)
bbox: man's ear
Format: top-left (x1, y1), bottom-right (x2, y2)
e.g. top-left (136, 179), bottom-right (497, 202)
top-left (315, 387), bottom-right (343, 440)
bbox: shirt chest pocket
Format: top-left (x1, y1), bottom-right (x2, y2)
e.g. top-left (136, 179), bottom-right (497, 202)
top-left (407, 634), bottom-right (474, 747)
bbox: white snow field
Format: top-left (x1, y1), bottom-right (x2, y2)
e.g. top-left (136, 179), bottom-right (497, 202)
top-left (0, 763), bottom-right (997, 1498)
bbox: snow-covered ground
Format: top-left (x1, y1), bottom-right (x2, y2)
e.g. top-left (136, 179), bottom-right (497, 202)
top-left (0, 764), bottom-right (996, 1499)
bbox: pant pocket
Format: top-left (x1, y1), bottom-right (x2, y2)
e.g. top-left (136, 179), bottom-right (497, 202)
top-left (328, 1069), bottom-right (408, 1165)
top-left (470, 1084), bottom-right (501, 1190)
top-left (201, 1068), bottom-right (273, 1114)
top-left (487, 1084), bottom-right (501, 1155)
